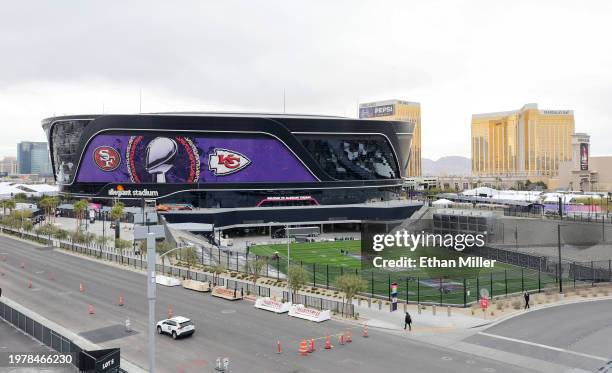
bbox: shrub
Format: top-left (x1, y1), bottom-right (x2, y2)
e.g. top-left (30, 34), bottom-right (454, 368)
top-left (511, 300), bottom-right (521, 309)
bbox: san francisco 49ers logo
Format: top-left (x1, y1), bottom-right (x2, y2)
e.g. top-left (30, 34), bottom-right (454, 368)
top-left (93, 146), bottom-right (121, 171)
top-left (208, 148), bottom-right (251, 176)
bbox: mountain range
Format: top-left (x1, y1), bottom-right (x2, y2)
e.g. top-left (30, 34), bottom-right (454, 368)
top-left (421, 156), bottom-right (471, 176)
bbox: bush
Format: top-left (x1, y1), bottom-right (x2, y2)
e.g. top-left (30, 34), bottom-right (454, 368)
top-left (511, 300), bottom-right (521, 309)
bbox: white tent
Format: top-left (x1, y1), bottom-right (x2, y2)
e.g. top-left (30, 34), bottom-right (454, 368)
top-left (432, 198), bottom-right (454, 207)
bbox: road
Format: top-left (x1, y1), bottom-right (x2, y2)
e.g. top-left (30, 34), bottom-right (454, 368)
top-left (0, 234), bottom-right (533, 373)
top-left (465, 299), bottom-right (612, 371)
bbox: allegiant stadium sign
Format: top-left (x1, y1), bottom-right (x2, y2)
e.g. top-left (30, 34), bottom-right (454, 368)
top-left (107, 187), bottom-right (159, 198)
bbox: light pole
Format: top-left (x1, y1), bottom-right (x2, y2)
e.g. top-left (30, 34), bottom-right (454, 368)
top-left (146, 237), bottom-right (194, 373)
top-left (286, 223), bottom-right (290, 303)
top-left (557, 224), bottom-right (566, 294)
top-left (146, 232), bottom-right (156, 373)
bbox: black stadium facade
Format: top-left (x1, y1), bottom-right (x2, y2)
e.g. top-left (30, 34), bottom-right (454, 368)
top-left (42, 113), bottom-right (422, 228)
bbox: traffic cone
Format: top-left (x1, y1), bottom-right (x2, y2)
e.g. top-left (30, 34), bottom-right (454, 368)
top-left (324, 336), bottom-right (332, 349)
top-left (118, 295), bottom-right (124, 306)
top-left (276, 339), bottom-right (281, 354)
top-left (28, 279), bottom-right (32, 288)
top-left (0, 270), bottom-right (4, 276)
top-left (20, 262), bottom-right (25, 269)
top-left (88, 304), bottom-right (95, 315)
top-left (362, 325), bottom-right (369, 338)
top-left (298, 340), bottom-right (309, 356)
top-left (48, 272), bottom-right (55, 280)
top-left (167, 305), bottom-right (173, 319)
top-left (308, 338), bottom-right (315, 353)
top-left (339, 333), bottom-right (345, 346)
top-left (79, 282), bottom-right (84, 293)
top-left (346, 329), bottom-right (352, 344)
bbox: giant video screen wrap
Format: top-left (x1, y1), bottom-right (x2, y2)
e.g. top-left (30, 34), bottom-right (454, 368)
top-left (77, 134), bottom-right (317, 184)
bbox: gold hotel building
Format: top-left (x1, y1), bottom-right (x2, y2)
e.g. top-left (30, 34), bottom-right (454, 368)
top-left (471, 103), bottom-right (575, 178)
top-left (359, 99), bottom-right (421, 176)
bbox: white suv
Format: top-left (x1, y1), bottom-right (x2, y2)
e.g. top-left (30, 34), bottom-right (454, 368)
top-left (156, 316), bottom-right (195, 339)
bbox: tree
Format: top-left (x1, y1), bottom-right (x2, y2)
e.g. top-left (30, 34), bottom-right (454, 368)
top-left (1, 199), bottom-right (16, 216)
top-left (182, 247), bottom-right (198, 279)
top-left (110, 201), bottom-right (125, 222)
top-left (287, 265), bottom-right (308, 302)
top-left (154, 240), bottom-right (172, 255)
top-left (335, 274), bottom-right (366, 307)
top-left (211, 263), bottom-right (226, 286)
top-left (244, 257), bottom-right (266, 289)
top-left (39, 196), bottom-right (59, 223)
top-left (73, 199), bottom-right (88, 230)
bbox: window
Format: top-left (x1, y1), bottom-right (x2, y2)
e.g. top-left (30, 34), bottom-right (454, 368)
top-left (50, 120), bottom-right (89, 183)
top-left (297, 134), bottom-right (399, 180)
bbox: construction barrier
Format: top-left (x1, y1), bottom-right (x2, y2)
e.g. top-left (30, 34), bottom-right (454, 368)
top-left (288, 304), bottom-right (331, 322)
top-left (254, 297), bottom-right (291, 313)
top-left (156, 275), bottom-right (181, 287)
top-left (182, 279), bottom-right (211, 292)
top-left (211, 286), bottom-right (243, 301)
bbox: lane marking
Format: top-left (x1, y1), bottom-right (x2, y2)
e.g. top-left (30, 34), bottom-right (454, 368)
top-left (477, 332), bottom-right (610, 362)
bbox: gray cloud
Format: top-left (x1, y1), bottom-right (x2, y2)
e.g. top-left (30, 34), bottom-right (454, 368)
top-left (0, 0), bottom-right (611, 159)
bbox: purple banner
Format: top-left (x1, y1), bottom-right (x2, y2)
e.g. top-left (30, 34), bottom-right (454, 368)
top-left (77, 134), bottom-right (316, 184)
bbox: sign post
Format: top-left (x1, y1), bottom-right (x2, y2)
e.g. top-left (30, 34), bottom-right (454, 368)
top-left (391, 282), bottom-right (398, 312)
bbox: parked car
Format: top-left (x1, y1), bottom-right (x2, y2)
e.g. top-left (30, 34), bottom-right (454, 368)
top-left (156, 316), bottom-right (195, 339)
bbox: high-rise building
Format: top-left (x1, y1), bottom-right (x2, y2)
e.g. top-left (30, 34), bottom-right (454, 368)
top-left (0, 156), bottom-right (18, 175)
top-left (359, 99), bottom-right (421, 176)
top-left (471, 103), bottom-right (574, 178)
top-left (17, 141), bottom-right (52, 175)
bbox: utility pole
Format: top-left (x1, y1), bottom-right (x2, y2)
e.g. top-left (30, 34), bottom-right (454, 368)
top-left (286, 223), bottom-right (291, 303)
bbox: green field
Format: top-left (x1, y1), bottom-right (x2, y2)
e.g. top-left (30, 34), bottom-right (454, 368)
top-left (250, 240), bottom-right (559, 305)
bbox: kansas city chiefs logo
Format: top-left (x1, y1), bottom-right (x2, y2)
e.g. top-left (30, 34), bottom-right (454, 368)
top-left (208, 148), bottom-right (251, 176)
top-left (93, 146), bottom-right (121, 171)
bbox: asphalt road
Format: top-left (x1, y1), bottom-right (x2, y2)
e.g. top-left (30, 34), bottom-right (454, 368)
top-left (465, 299), bottom-right (612, 371)
top-left (0, 235), bottom-right (533, 373)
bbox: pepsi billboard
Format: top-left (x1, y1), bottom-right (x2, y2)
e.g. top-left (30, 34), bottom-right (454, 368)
top-left (359, 104), bottom-right (395, 118)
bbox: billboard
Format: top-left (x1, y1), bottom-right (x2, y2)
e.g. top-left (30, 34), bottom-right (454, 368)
top-left (76, 134), bottom-right (316, 184)
top-left (580, 143), bottom-right (589, 171)
top-left (359, 104), bottom-right (395, 118)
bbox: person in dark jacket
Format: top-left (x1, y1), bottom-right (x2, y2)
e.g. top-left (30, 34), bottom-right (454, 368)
top-left (404, 312), bottom-right (412, 331)
top-left (524, 291), bottom-right (530, 309)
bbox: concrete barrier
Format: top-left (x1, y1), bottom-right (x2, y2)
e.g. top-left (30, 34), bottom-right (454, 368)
top-left (182, 279), bottom-right (211, 292)
top-left (211, 286), bottom-right (243, 300)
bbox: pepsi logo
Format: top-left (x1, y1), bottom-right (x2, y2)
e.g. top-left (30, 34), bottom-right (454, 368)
top-left (93, 146), bottom-right (121, 171)
top-left (208, 148), bottom-right (251, 176)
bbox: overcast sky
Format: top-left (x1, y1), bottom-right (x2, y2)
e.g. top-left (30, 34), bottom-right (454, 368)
top-left (1, 0), bottom-right (611, 160)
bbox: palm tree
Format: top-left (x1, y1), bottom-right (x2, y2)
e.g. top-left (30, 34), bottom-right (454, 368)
top-left (73, 199), bottom-right (88, 230)
top-left (1, 199), bottom-right (16, 216)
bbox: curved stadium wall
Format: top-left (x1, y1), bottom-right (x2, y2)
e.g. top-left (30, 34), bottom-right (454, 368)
top-left (42, 113), bottom-right (414, 209)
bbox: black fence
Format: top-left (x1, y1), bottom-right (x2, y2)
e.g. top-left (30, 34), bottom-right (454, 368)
top-left (504, 205), bottom-right (612, 223)
top-left (0, 300), bottom-right (81, 370)
top-left (282, 292), bottom-right (354, 318)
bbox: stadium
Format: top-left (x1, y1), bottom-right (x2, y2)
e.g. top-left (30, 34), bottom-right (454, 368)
top-left (42, 113), bottom-right (422, 228)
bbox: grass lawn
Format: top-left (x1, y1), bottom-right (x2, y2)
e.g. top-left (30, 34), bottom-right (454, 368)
top-left (250, 240), bottom-right (560, 305)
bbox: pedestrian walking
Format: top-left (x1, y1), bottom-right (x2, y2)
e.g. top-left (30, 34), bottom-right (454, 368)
top-left (404, 311), bottom-right (412, 331)
top-left (524, 291), bottom-right (530, 309)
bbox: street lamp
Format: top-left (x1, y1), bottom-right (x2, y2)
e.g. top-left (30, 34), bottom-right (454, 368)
top-left (146, 235), bottom-right (194, 373)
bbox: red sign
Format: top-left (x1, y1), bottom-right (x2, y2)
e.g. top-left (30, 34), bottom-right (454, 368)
top-left (480, 296), bottom-right (489, 309)
top-left (93, 146), bottom-right (121, 171)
